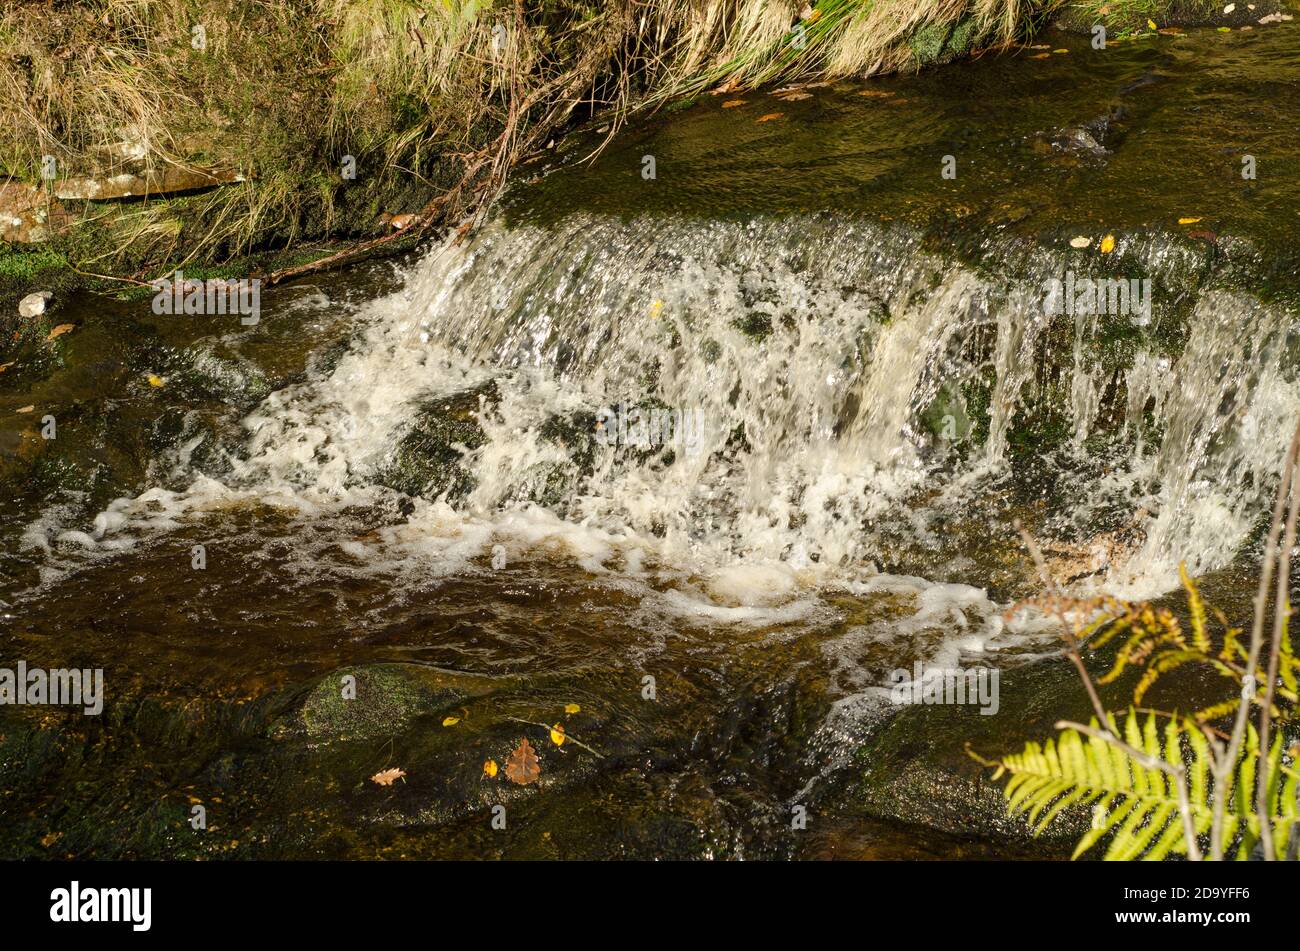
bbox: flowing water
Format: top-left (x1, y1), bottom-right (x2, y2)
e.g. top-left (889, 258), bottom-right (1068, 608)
top-left (1, 26), bottom-right (1298, 859)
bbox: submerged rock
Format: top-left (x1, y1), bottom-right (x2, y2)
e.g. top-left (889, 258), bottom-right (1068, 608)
top-left (291, 663), bottom-right (497, 741)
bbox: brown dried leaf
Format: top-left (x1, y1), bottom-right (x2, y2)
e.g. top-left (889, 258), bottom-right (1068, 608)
top-left (756, 113), bottom-right (784, 123)
top-left (721, 99), bottom-right (746, 108)
top-left (504, 737), bottom-right (541, 785)
top-left (46, 323), bottom-right (75, 341)
top-left (371, 767), bottom-right (406, 786)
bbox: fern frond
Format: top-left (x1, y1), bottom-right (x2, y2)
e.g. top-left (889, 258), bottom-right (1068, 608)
top-left (991, 711), bottom-right (1295, 860)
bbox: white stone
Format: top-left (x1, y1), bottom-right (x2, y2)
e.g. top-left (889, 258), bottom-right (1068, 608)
top-left (18, 291), bottom-right (52, 318)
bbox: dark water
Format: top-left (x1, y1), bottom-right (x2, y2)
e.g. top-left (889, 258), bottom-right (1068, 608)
top-left (1, 25), bottom-right (1298, 860)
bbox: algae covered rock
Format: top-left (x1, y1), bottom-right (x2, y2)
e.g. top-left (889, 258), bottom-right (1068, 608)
top-left (295, 663), bottom-right (496, 741)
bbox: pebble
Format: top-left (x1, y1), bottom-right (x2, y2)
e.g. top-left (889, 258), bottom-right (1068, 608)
top-left (18, 291), bottom-right (52, 318)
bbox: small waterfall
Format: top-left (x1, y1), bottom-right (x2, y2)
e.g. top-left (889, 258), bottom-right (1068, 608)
top-left (29, 209), bottom-right (1300, 604)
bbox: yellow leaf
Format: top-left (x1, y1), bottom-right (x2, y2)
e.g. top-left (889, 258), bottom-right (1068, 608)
top-left (1178, 217), bottom-right (1202, 225)
top-left (442, 715), bottom-right (460, 727)
top-left (1147, 19), bottom-right (1158, 30)
top-left (649, 299), bottom-right (664, 317)
top-left (1100, 234), bottom-right (1116, 254)
top-left (1029, 52), bottom-right (1050, 59)
top-left (757, 113), bottom-right (784, 123)
top-left (147, 374), bottom-right (164, 388)
top-left (550, 723), bottom-right (566, 747)
top-left (46, 323), bottom-right (75, 341)
top-left (370, 767), bottom-right (406, 786)
top-left (721, 99), bottom-right (746, 108)
top-left (482, 758), bottom-right (498, 779)
top-left (1052, 49), bottom-right (1069, 54)
top-left (564, 702), bottom-right (581, 714)
top-left (0, 362), bottom-right (12, 373)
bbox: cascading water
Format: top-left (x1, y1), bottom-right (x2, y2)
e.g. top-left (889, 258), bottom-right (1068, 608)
top-left (4, 26), bottom-right (1299, 859)
top-left (35, 211), bottom-right (1296, 611)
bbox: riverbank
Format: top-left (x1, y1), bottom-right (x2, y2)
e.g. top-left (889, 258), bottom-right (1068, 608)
top-left (4, 0), bottom-right (1293, 317)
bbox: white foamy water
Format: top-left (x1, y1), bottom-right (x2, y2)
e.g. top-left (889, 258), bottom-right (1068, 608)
top-left (21, 214), bottom-right (1300, 625)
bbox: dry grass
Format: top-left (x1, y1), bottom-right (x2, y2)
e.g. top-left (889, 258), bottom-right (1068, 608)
top-left (0, 0), bottom-right (1058, 274)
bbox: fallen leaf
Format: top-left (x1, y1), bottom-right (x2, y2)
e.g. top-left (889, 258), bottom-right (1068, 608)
top-left (564, 702), bottom-right (581, 714)
top-left (775, 91), bottom-right (812, 101)
top-left (1178, 217), bottom-right (1203, 225)
top-left (482, 758), bottom-right (498, 779)
top-left (550, 723), bottom-right (566, 747)
top-left (1100, 233), bottom-right (1116, 254)
top-left (649, 299), bottom-right (664, 317)
top-left (0, 362), bottom-right (12, 373)
top-left (1224, 3), bottom-right (1235, 12)
top-left (721, 99), bottom-right (746, 108)
top-left (1029, 52), bottom-right (1050, 59)
top-left (147, 374), bottom-right (164, 387)
top-left (442, 715), bottom-right (460, 726)
top-left (46, 323), bottom-right (75, 341)
top-left (16, 405), bottom-right (33, 414)
top-left (504, 737), bottom-right (541, 785)
top-left (1147, 18), bottom-right (1158, 30)
top-left (1070, 236), bottom-right (1092, 249)
top-left (371, 767), bottom-right (406, 786)
top-left (1052, 48), bottom-right (1069, 54)
top-left (757, 113), bottom-right (784, 122)
top-left (857, 90), bottom-right (894, 98)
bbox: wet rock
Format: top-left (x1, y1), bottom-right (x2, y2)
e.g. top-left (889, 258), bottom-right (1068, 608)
top-left (852, 655), bottom-right (1112, 852)
top-left (18, 290), bottom-right (53, 318)
top-left (374, 381), bottom-right (496, 500)
top-left (290, 663), bottom-right (497, 742)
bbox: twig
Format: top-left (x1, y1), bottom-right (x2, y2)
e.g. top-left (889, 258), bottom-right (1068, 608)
top-left (505, 716), bottom-right (605, 759)
top-left (1254, 417), bottom-right (1300, 859)
top-left (1215, 417), bottom-right (1300, 859)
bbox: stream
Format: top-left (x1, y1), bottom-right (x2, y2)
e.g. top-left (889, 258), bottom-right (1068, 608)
top-left (1, 25), bottom-right (1298, 859)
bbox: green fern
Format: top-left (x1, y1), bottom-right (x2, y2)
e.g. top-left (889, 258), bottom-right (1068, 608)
top-left (991, 710), bottom-right (1298, 860)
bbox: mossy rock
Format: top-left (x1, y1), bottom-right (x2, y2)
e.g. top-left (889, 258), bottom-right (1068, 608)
top-left (1053, 0), bottom-right (1288, 34)
top-left (295, 663), bottom-right (497, 741)
top-left (374, 381), bottom-right (496, 501)
top-left (853, 655), bottom-right (1117, 851)
top-left (910, 16), bottom-right (983, 67)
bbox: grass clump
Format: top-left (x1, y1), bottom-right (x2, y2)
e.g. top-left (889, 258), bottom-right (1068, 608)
top-left (0, 0), bottom-right (1066, 281)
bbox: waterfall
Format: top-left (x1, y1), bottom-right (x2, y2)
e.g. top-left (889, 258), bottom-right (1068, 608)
top-left (26, 210), bottom-right (1300, 605)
